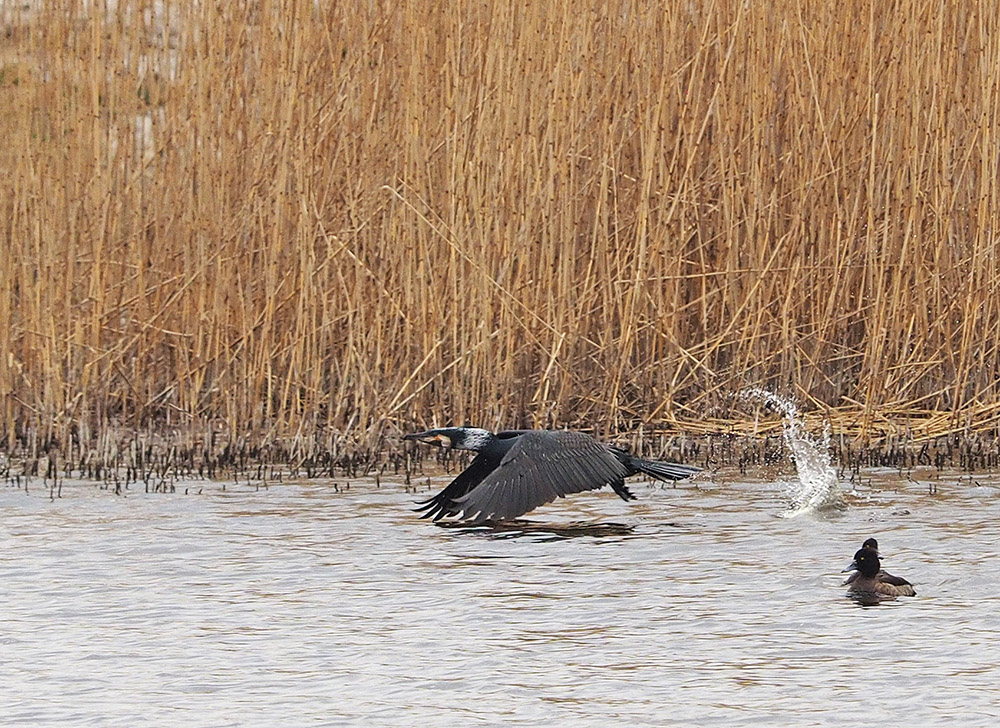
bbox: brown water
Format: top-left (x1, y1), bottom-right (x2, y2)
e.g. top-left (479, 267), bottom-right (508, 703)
top-left (2, 468), bottom-right (999, 726)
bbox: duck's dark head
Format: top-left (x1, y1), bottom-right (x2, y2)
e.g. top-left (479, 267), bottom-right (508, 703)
top-left (403, 427), bottom-right (495, 452)
top-left (843, 547), bottom-right (881, 578)
top-left (862, 537), bottom-right (880, 554)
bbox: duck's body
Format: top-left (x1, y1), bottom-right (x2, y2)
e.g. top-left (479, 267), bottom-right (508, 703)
top-left (404, 427), bottom-right (699, 523)
top-left (843, 545), bottom-right (916, 598)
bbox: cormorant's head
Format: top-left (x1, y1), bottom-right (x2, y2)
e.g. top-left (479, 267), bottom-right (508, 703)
top-left (843, 547), bottom-right (881, 578)
top-left (403, 427), bottom-right (495, 452)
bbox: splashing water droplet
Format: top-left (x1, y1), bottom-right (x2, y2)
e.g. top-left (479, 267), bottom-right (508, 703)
top-left (740, 388), bottom-right (843, 516)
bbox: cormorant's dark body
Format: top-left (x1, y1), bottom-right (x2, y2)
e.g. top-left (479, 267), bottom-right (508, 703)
top-left (403, 427), bottom-right (699, 523)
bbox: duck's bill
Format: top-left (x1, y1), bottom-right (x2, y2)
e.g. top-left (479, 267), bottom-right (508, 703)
top-left (841, 560), bottom-right (859, 573)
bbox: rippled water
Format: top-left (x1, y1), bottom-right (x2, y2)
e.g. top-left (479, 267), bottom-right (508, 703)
top-left (3, 466), bottom-right (1000, 726)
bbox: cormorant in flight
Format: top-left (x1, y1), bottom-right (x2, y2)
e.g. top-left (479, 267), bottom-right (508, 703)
top-left (404, 427), bottom-right (699, 523)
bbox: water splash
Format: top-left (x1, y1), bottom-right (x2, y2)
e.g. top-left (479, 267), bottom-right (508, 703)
top-left (740, 388), bottom-right (843, 516)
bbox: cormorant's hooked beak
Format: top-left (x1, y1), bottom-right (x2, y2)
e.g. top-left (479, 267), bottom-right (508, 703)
top-left (403, 430), bottom-right (453, 449)
top-left (841, 560), bottom-right (859, 573)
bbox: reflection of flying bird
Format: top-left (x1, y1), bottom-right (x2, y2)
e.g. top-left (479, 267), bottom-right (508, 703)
top-left (842, 542), bottom-right (916, 598)
top-left (403, 427), bottom-right (700, 523)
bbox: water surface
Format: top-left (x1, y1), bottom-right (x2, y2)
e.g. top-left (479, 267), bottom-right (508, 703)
top-left (2, 468), bottom-right (999, 725)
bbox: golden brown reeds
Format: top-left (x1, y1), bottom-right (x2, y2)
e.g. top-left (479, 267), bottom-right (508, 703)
top-left (2, 0), bottom-right (1000, 458)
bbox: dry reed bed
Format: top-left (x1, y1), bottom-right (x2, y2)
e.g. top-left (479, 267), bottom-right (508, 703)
top-left (2, 1), bottom-right (1000, 461)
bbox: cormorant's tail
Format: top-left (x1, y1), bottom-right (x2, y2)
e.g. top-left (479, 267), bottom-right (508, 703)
top-left (629, 457), bottom-right (700, 482)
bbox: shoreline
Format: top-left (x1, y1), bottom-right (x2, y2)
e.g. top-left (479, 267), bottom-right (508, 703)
top-left (3, 412), bottom-right (999, 491)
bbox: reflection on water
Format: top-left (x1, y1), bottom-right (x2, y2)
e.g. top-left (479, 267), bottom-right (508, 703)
top-left (436, 519), bottom-right (637, 540)
top-left (2, 468), bottom-right (1000, 726)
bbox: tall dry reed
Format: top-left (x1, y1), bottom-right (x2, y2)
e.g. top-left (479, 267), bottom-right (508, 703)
top-left (2, 0), bottom-right (1000, 456)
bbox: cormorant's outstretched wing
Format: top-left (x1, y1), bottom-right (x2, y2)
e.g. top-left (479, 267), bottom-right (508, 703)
top-left (415, 452), bottom-right (499, 521)
top-left (454, 431), bottom-right (629, 522)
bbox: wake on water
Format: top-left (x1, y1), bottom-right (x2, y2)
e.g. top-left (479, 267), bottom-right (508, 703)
top-left (740, 388), bottom-right (844, 517)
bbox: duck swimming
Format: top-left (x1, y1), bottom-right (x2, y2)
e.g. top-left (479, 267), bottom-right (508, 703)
top-left (842, 544), bottom-right (916, 598)
top-left (403, 427), bottom-right (700, 523)
top-left (842, 538), bottom-right (909, 587)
